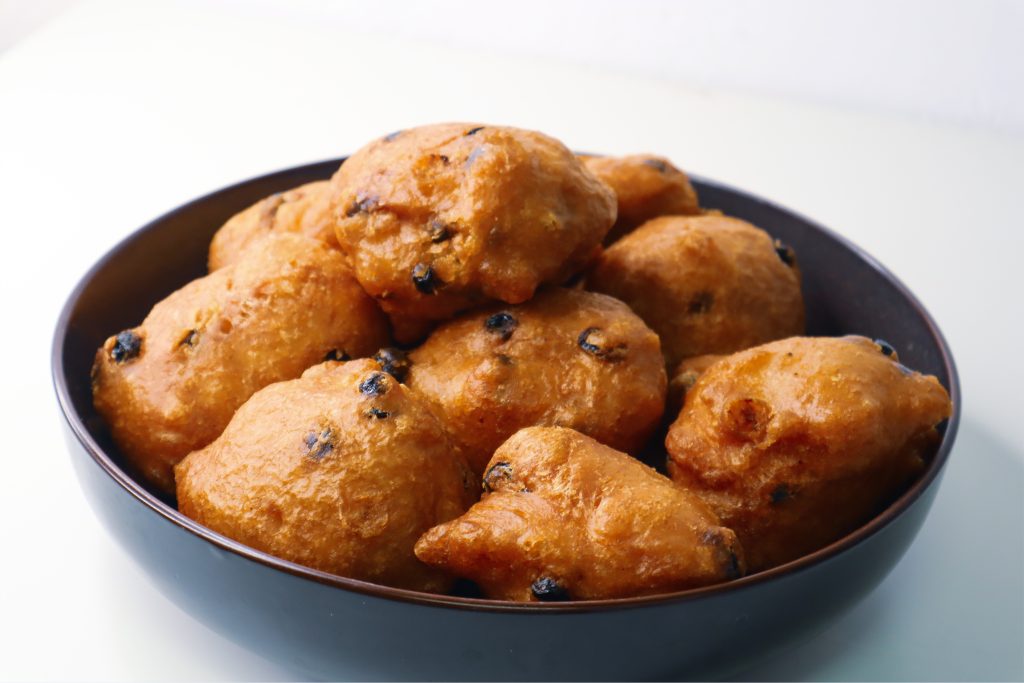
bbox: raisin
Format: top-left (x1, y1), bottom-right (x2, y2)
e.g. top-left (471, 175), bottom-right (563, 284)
top-left (324, 349), bottom-right (350, 362)
top-left (577, 327), bottom-right (628, 361)
top-left (484, 312), bottom-right (518, 341)
top-left (874, 339), bottom-right (897, 358)
top-left (530, 577), bottom-right (570, 602)
top-left (304, 427), bottom-right (335, 461)
top-left (642, 158), bottom-right (668, 173)
top-left (770, 484), bottom-right (792, 505)
top-left (178, 329), bottom-right (198, 349)
top-left (773, 239), bottom-right (796, 267)
top-left (359, 372), bottom-right (388, 396)
top-left (701, 529), bottom-right (743, 580)
top-left (411, 263), bottom-right (442, 294)
top-left (374, 347), bottom-right (410, 382)
top-left (345, 193), bottom-right (378, 217)
top-left (687, 291), bottom-right (714, 314)
top-left (366, 407), bottom-right (391, 419)
top-left (465, 126), bottom-right (485, 136)
top-left (482, 461), bottom-right (513, 493)
top-left (111, 330), bottom-right (142, 363)
top-left (428, 219), bottom-right (452, 243)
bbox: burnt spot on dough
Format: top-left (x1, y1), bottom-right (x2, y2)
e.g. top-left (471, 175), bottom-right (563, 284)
top-left (304, 427), bottom-right (336, 461)
top-left (484, 311), bottom-right (518, 341)
top-left (432, 153), bottom-right (450, 165)
top-left (177, 329), bottom-right (198, 349)
top-left (724, 397), bottom-right (771, 443)
top-left (577, 327), bottom-right (628, 362)
top-left (530, 577), bottom-right (570, 602)
top-left (465, 126), bottom-right (485, 136)
top-left (701, 528), bottom-right (743, 580)
top-left (482, 461), bottom-right (513, 493)
top-left (773, 239), bottom-right (796, 267)
top-left (427, 218), bottom-right (452, 243)
top-left (359, 372), bottom-right (389, 397)
top-left (770, 484), bottom-right (792, 505)
top-left (687, 291), bottom-right (714, 314)
top-left (345, 192), bottom-right (379, 217)
top-left (323, 349), bottom-right (351, 362)
top-left (411, 263), bottom-right (442, 294)
top-left (366, 407), bottom-right (391, 420)
top-left (642, 157), bottom-right (669, 173)
top-left (496, 353), bottom-right (514, 366)
top-left (111, 330), bottom-right (142, 363)
top-left (374, 347), bottom-right (410, 382)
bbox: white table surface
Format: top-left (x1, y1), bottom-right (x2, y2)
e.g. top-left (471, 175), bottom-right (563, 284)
top-left (1, 1), bottom-right (1021, 680)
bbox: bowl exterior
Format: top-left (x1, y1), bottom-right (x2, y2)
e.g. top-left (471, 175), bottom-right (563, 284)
top-left (54, 159), bottom-right (959, 681)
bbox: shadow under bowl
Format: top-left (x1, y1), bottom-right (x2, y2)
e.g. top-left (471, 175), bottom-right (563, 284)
top-left (52, 158), bottom-right (960, 681)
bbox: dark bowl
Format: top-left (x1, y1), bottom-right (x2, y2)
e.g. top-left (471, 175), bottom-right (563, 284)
top-left (52, 158), bottom-right (960, 681)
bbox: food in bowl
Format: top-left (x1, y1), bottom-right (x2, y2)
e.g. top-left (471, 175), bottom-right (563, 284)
top-left (90, 122), bottom-right (952, 602)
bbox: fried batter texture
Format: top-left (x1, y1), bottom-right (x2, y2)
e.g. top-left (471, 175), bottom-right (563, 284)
top-left (580, 154), bottom-right (700, 244)
top-left (92, 233), bottom-right (388, 492)
top-left (176, 359), bottom-right (472, 592)
top-left (665, 336), bottom-right (953, 571)
top-left (331, 124), bottom-right (617, 342)
top-left (405, 288), bottom-right (666, 473)
top-left (587, 214), bottom-right (805, 368)
top-left (209, 181), bottom-right (336, 270)
top-left (415, 427), bottom-right (744, 601)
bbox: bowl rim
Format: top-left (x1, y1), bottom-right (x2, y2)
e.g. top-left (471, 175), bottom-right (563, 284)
top-left (51, 158), bottom-right (961, 614)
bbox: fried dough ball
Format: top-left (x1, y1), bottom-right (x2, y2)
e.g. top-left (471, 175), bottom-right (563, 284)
top-left (330, 123), bottom-right (617, 342)
top-left (176, 359), bottom-right (472, 592)
top-left (208, 181), bottom-right (336, 270)
top-left (405, 288), bottom-right (666, 474)
top-left (665, 336), bottom-right (953, 572)
top-left (92, 233), bottom-right (389, 493)
top-left (586, 214), bottom-right (805, 368)
top-left (415, 427), bottom-right (744, 601)
top-left (580, 154), bottom-right (700, 244)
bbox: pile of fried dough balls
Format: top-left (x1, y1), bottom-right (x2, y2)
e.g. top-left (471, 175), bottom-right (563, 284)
top-left (92, 123), bottom-right (952, 601)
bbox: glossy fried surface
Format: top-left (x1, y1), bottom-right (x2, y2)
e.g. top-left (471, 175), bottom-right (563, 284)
top-left (330, 123), bottom-right (617, 342)
top-left (92, 233), bottom-right (389, 493)
top-left (176, 359), bottom-right (472, 592)
top-left (587, 214), bottom-right (805, 368)
top-left (209, 181), bottom-right (336, 270)
top-left (405, 288), bottom-right (666, 474)
top-left (581, 154), bottom-right (700, 244)
top-left (415, 427), bottom-right (744, 601)
top-left (665, 336), bottom-right (952, 571)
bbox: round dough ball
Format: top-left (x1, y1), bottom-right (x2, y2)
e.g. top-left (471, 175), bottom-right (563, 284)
top-left (209, 181), bottom-right (337, 270)
top-left (92, 233), bottom-right (389, 493)
top-left (330, 123), bottom-right (617, 342)
top-left (405, 288), bottom-right (666, 474)
top-left (415, 426), bottom-right (743, 601)
top-left (586, 214), bottom-right (805, 368)
top-left (665, 336), bottom-right (953, 572)
top-left (580, 154), bottom-right (700, 244)
top-left (176, 359), bottom-right (473, 592)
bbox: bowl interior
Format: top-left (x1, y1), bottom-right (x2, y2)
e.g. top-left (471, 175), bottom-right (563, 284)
top-left (55, 158), bottom-right (959, 604)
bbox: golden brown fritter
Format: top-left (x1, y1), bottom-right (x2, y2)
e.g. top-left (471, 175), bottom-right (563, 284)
top-left (208, 181), bottom-right (337, 270)
top-left (176, 359), bottom-right (472, 592)
top-left (415, 427), bottom-right (744, 601)
top-left (580, 154), bottom-right (700, 244)
top-left (586, 214), bottom-right (805, 368)
top-left (330, 124), bottom-right (617, 342)
top-left (665, 336), bottom-right (953, 572)
top-left (92, 233), bottom-right (389, 493)
top-left (405, 288), bottom-right (666, 474)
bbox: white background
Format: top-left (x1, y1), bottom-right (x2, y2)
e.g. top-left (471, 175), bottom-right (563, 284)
top-left (0, 1), bottom-right (1022, 680)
